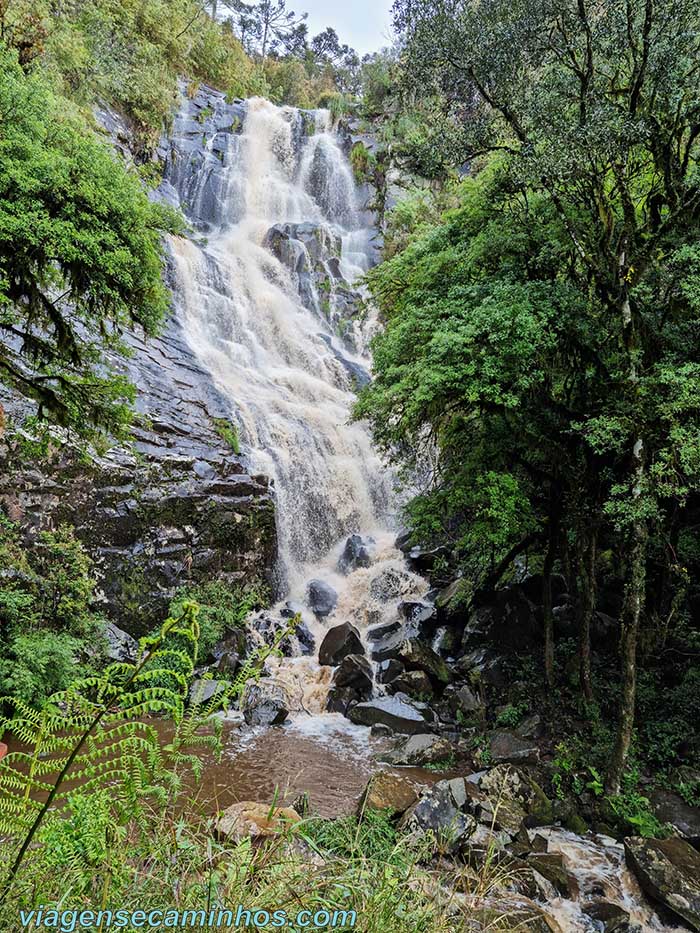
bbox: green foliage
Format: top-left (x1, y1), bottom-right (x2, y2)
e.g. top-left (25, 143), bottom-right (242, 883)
top-left (494, 702), bottom-right (528, 729)
top-left (0, 48), bottom-right (180, 439)
top-left (424, 753), bottom-right (457, 773)
top-left (0, 603), bottom-right (217, 890)
top-left (169, 579), bottom-right (268, 660)
top-left (0, 519), bottom-right (106, 705)
top-left (301, 808), bottom-right (401, 864)
top-left (349, 141), bottom-right (375, 185)
top-left (212, 417), bottom-right (241, 455)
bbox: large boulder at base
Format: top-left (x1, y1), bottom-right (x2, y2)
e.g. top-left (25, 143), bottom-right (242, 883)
top-left (406, 545), bottom-right (451, 577)
top-left (325, 654), bottom-right (373, 714)
top-left (216, 802), bottom-right (300, 842)
top-left (479, 765), bottom-right (553, 829)
top-left (624, 836), bottom-right (700, 931)
top-left (318, 622), bottom-right (364, 666)
top-left (398, 784), bottom-right (476, 853)
top-left (359, 771), bottom-right (420, 815)
top-left (241, 682), bottom-right (289, 726)
top-left (307, 579), bottom-right (338, 618)
top-left (348, 695), bottom-right (435, 735)
top-left (489, 730), bottom-right (540, 765)
top-left (396, 638), bottom-right (453, 686)
top-left (337, 534), bottom-right (374, 574)
top-left (385, 733), bottom-right (457, 766)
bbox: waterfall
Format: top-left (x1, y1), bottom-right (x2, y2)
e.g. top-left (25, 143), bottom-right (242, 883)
top-left (165, 94), bottom-right (425, 628)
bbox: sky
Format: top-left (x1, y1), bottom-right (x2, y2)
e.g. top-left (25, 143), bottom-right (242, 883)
top-left (299, 0), bottom-right (394, 56)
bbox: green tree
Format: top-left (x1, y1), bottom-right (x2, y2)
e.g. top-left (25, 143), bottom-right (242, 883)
top-left (381, 0), bottom-right (700, 790)
top-left (0, 48), bottom-right (178, 439)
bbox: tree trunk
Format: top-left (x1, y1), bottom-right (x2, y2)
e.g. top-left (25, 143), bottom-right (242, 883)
top-left (606, 511), bottom-right (647, 794)
top-left (578, 531), bottom-right (596, 703)
top-left (542, 485), bottom-right (560, 691)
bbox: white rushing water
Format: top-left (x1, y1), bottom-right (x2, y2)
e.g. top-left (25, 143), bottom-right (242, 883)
top-left (169, 96), bottom-right (426, 679)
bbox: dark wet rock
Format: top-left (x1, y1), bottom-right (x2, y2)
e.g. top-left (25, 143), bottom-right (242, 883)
top-left (399, 600), bottom-right (438, 634)
top-left (318, 622), bottom-right (364, 666)
top-left (526, 852), bottom-right (575, 897)
top-left (0, 311), bottom-right (277, 636)
top-left (348, 695), bottom-right (435, 735)
top-left (624, 836), bottom-right (700, 930)
top-left (213, 628), bottom-right (247, 674)
top-left (376, 658), bottom-right (404, 684)
top-left (251, 612), bottom-right (315, 657)
top-left (366, 618), bottom-right (401, 641)
top-left (369, 628), bottom-right (406, 663)
top-left (456, 648), bottom-right (512, 689)
top-left (307, 579), bottom-right (338, 618)
top-left (405, 545), bottom-right (451, 577)
top-left (515, 713), bottom-right (543, 740)
top-left (489, 730), bottom-right (540, 765)
top-left (387, 669), bottom-right (434, 699)
top-left (326, 654), bottom-right (372, 714)
top-left (398, 784), bottom-right (476, 853)
top-left (241, 682), bottom-right (289, 726)
top-left (649, 789), bottom-right (700, 844)
top-left (317, 334), bottom-right (370, 389)
top-left (359, 771), bottom-right (419, 815)
top-left (189, 678), bottom-right (228, 706)
top-left (337, 534), bottom-right (374, 573)
top-left (104, 621), bottom-right (138, 662)
top-left (463, 584), bottom-right (541, 652)
top-left (384, 733), bottom-right (456, 766)
top-left (583, 901), bottom-right (633, 932)
top-left (395, 638), bottom-right (453, 687)
top-left (431, 626), bottom-right (461, 657)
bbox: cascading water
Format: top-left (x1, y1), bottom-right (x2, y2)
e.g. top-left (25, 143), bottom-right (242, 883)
top-left (167, 94), bottom-right (426, 705)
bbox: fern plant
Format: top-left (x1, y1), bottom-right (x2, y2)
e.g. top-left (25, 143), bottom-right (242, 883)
top-left (0, 603), bottom-right (204, 898)
top-left (0, 601), bottom-right (299, 901)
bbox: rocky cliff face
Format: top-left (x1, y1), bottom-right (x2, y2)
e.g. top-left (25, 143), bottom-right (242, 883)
top-left (0, 89), bottom-right (279, 634)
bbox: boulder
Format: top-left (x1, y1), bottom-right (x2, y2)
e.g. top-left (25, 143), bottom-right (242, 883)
top-left (387, 669), bottom-right (434, 699)
top-left (406, 545), bottom-right (451, 577)
top-left (385, 733), bottom-right (457, 766)
top-left (307, 579), bottom-right (338, 618)
top-left (624, 836), bottom-right (700, 931)
top-left (104, 621), bottom-right (138, 662)
top-left (649, 789), bottom-right (700, 844)
top-left (318, 622), bottom-right (364, 666)
top-left (359, 771), bottom-right (420, 815)
top-left (337, 534), bottom-right (374, 573)
top-left (348, 695), bottom-right (434, 735)
top-left (479, 765), bottom-right (553, 829)
top-left (398, 784), bottom-right (476, 853)
top-left (526, 852), bottom-right (575, 897)
top-left (326, 654), bottom-right (373, 714)
top-left (241, 682), bottom-right (289, 726)
top-left (399, 600), bottom-right (438, 634)
top-left (583, 901), bottom-right (632, 932)
top-left (489, 730), bottom-right (540, 765)
top-left (376, 658), bottom-right (404, 684)
top-left (189, 678), bottom-right (228, 706)
top-left (395, 637), bottom-right (453, 686)
top-left (215, 802), bottom-right (300, 842)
